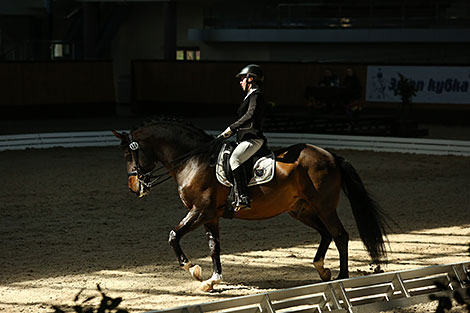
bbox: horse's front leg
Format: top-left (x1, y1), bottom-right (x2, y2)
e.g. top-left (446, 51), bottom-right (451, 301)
top-left (200, 222), bottom-right (223, 292)
top-left (168, 208), bottom-right (204, 282)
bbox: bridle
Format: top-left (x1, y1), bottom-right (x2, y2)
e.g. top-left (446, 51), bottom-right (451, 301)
top-left (126, 135), bottom-right (224, 189)
top-left (126, 140), bottom-right (172, 188)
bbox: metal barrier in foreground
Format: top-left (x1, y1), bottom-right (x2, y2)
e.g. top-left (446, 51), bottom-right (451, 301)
top-left (144, 262), bottom-right (470, 313)
top-left (0, 130), bottom-right (470, 156)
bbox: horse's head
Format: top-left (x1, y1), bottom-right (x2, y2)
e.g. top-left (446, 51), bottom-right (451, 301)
top-left (113, 130), bottom-right (156, 197)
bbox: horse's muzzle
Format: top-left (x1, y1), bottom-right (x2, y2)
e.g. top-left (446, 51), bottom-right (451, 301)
top-left (128, 176), bottom-right (150, 197)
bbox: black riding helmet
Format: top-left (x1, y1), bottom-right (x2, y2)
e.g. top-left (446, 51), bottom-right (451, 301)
top-left (236, 64), bottom-right (264, 84)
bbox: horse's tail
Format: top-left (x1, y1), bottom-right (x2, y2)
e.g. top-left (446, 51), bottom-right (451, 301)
top-left (332, 152), bottom-right (390, 264)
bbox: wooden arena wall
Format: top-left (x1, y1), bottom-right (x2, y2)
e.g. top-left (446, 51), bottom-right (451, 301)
top-left (0, 61), bottom-right (116, 118)
top-left (132, 61), bottom-right (470, 123)
top-left (131, 60), bottom-right (367, 115)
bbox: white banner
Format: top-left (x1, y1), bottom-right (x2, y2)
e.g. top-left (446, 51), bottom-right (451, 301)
top-left (366, 65), bottom-right (470, 104)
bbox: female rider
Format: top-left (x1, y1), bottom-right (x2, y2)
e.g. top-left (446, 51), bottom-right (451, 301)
top-left (219, 64), bottom-right (267, 211)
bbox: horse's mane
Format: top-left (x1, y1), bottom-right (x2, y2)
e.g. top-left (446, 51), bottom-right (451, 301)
top-left (131, 115), bottom-right (213, 142)
top-left (131, 116), bottom-right (219, 164)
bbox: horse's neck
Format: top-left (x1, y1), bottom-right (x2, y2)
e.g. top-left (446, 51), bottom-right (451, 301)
top-left (157, 139), bottom-right (211, 188)
top-left (174, 154), bottom-right (209, 187)
top-left (156, 139), bottom-right (197, 166)
top-left (147, 125), bottom-right (209, 170)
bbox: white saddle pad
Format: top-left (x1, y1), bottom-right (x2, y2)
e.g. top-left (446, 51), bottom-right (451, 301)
top-left (215, 144), bottom-right (275, 187)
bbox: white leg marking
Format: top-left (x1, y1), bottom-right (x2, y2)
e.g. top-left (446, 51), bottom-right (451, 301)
top-left (313, 258), bottom-right (324, 271)
top-left (314, 258), bottom-right (331, 281)
top-left (182, 262), bottom-right (194, 272)
top-left (200, 273), bottom-right (223, 292)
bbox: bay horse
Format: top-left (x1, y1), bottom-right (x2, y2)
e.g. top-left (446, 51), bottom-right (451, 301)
top-left (112, 117), bottom-right (390, 292)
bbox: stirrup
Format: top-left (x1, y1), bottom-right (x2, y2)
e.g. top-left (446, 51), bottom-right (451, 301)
top-left (234, 204), bottom-right (251, 212)
top-left (234, 195), bottom-right (251, 211)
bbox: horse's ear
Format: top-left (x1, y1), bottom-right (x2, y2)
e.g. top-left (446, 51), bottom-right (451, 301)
top-left (112, 130), bottom-right (123, 140)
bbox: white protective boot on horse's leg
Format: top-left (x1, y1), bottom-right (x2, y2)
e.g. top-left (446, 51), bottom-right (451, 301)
top-left (182, 262), bottom-right (203, 281)
top-left (314, 258), bottom-right (332, 281)
top-left (199, 272), bottom-right (223, 292)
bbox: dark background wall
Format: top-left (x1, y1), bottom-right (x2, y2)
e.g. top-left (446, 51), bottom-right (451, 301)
top-left (0, 61), bottom-right (115, 117)
top-left (1, 1), bottom-right (469, 123)
top-left (132, 60), bottom-right (470, 122)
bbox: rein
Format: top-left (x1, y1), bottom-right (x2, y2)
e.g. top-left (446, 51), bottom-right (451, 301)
top-left (128, 136), bottom-right (224, 189)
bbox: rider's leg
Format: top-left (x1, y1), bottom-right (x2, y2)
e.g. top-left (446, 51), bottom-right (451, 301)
top-left (231, 166), bottom-right (250, 210)
top-left (229, 139), bottom-right (263, 211)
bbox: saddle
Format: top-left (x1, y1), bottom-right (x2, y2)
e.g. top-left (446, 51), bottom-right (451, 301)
top-left (215, 141), bottom-right (276, 188)
top-left (214, 141), bottom-right (275, 218)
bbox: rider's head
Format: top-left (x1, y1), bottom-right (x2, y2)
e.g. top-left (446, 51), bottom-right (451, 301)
top-left (236, 64), bottom-right (263, 92)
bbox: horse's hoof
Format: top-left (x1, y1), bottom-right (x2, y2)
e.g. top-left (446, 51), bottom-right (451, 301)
top-left (199, 274), bottom-right (222, 292)
top-left (320, 268), bottom-right (332, 281)
top-left (199, 280), bottom-right (214, 292)
top-left (190, 264), bottom-right (203, 282)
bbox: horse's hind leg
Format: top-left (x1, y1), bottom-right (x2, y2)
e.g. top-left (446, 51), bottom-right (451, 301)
top-left (291, 202), bottom-right (350, 280)
top-left (289, 209), bottom-right (333, 281)
top-left (322, 211), bottom-right (349, 279)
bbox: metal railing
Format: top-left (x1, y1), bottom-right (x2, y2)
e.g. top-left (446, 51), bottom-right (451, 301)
top-left (1, 130), bottom-right (469, 156)
top-left (144, 262), bottom-right (470, 313)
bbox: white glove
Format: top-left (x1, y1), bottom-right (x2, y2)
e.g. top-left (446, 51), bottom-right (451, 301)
top-left (218, 127), bottom-right (233, 138)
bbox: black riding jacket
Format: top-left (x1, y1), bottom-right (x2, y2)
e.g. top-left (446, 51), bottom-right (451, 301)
top-left (229, 88), bottom-right (266, 142)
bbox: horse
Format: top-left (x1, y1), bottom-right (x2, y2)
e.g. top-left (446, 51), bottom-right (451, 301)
top-left (112, 117), bottom-right (390, 292)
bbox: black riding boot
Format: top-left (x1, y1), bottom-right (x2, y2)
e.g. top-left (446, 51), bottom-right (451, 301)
top-left (232, 167), bottom-right (251, 211)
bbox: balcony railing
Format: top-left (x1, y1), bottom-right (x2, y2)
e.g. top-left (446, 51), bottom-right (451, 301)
top-left (202, 1), bottom-right (470, 30)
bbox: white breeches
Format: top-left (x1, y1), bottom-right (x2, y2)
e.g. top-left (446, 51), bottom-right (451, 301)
top-left (229, 139), bottom-right (264, 170)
